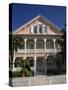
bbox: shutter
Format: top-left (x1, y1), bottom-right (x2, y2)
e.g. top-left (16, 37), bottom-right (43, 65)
top-left (47, 26), bottom-right (49, 33)
top-left (31, 26), bottom-right (33, 33)
top-left (43, 25), bottom-right (46, 33)
top-left (43, 25), bottom-right (48, 33)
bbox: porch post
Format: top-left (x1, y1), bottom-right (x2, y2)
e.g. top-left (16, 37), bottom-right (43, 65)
top-left (44, 39), bottom-right (47, 52)
top-left (24, 38), bottom-right (27, 53)
top-left (13, 56), bottom-right (15, 71)
top-left (53, 39), bottom-right (56, 52)
top-left (23, 56), bottom-right (26, 60)
top-left (45, 59), bottom-right (47, 75)
top-left (34, 39), bottom-right (37, 53)
top-left (34, 56), bottom-right (37, 76)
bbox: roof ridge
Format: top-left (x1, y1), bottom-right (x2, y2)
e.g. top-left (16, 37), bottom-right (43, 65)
top-left (13, 15), bottom-right (41, 33)
top-left (13, 15), bottom-right (61, 34)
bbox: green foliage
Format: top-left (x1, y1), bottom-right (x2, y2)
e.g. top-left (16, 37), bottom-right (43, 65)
top-left (20, 59), bottom-right (33, 77)
top-left (25, 69), bottom-right (33, 77)
top-left (53, 52), bottom-right (66, 75)
top-left (9, 57), bottom-right (34, 77)
top-left (47, 52), bottom-right (66, 76)
top-left (9, 71), bottom-right (22, 77)
top-left (9, 34), bottom-right (24, 69)
top-left (12, 35), bottom-right (24, 52)
top-left (13, 58), bottom-right (34, 77)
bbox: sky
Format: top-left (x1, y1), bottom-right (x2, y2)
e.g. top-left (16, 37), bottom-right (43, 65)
top-left (11, 3), bottom-right (66, 31)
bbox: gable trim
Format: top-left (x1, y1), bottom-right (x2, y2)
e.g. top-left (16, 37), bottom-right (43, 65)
top-left (13, 15), bottom-right (61, 34)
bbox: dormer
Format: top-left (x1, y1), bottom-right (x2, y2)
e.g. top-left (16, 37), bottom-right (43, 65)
top-left (31, 22), bottom-right (49, 34)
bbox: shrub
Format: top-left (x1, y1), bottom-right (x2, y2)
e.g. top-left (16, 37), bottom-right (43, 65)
top-left (9, 70), bottom-right (34, 77)
top-left (47, 69), bottom-right (60, 76)
top-left (25, 70), bottom-right (34, 77)
top-left (9, 71), bottom-right (22, 77)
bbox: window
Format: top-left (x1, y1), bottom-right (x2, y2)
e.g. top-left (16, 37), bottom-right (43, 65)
top-left (33, 24), bottom-right (48, 34)
top-left (34, 26), bottom-right (37, 33)
top-left (38, 24), bottom-right (42, 33)
top-left (27, 40), bottom-right (34, 49)
top-left (44, 26), bottom-right (47, 33)
top-left (46, 39), bottom-right (54, 49)
top-left (29, 42), bottom-right (34, 49)
top-left (37, 40), bottom-right (44, 49)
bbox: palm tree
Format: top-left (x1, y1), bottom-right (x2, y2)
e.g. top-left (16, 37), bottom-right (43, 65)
top-left (12, 34), bottom-right (24, 52)
top-left (19, 58), bottom-right (33, 77)
top-left (9, 34), bottom-right (24, 69)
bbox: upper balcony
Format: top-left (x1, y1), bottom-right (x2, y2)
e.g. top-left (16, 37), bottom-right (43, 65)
top-left (15, 38), bottom-right (62, 54)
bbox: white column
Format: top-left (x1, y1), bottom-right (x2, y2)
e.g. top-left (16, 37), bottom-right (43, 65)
top-left (34, 56), bottom-right (37, 76)
top-left (45, 59), bottom-right (47, 75)
top-left (24, 38), bottom-right (27, 53)
top-left (53, 39), bottom-right (56, 52)
top-left (23, 56), bottom-right (26, 60)
top-left (13, 56), bottom-right (16, 71)
top-left (34, 39), bottom-right (37, 53)
top-left (44, 39), bottom-right (47, 52)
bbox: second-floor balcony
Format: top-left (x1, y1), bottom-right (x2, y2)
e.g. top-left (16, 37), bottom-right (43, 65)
top-left (15, 38), bottom-right (62, 54)
top-left (17, 48), bottom-right (61, 54)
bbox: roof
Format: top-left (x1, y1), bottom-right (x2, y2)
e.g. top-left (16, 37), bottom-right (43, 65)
top-left (13, 15), bottom-right (61, 34)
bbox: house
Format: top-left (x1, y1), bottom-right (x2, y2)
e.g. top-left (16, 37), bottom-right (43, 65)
top-left (11, 15), bottom-right (63, 75)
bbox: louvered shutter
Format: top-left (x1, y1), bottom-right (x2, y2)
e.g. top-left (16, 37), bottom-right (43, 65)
top-left (30, 26), bottom-right (34, 33)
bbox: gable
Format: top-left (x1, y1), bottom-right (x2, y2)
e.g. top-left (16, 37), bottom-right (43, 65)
top-left (13, 15), bottom-right (61, 35)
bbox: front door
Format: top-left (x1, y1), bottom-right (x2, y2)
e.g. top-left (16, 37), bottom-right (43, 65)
top-left (36, 57), bottom-right (45, 75)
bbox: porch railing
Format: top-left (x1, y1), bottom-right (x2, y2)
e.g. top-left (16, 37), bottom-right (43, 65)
top-left (17, 49), bottom-right (25, 53)
top-left (36, 49), bottom-right (45, 53)
top-left (27, 49), bottom-right (35, 53)
top-left (46, 49), bottom-right (55, 52)
top-left (17, 48), bottom-right (61, 54)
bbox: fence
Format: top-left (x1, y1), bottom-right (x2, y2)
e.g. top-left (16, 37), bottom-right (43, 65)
top-left (11, 75), bottom-right (66, 87)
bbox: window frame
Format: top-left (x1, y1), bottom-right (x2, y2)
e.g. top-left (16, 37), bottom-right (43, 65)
top-left (44, 25), bottom-right (47, 33)
top-left (33, 25), bottom-right (37, 33)
top-left (31, 23), bottom-right (48, 34)
top-left (38, 24), bottom-right (43, 33)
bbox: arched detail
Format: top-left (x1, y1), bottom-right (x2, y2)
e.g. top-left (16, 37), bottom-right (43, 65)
top-left (18, 40), bottom-right (25, 49)
top-left (27, 39), bottom-right (34, 49)
top-left (18, 41), bottom-right (24, 49)
top-left (46, 39), bottom-right (54, 49)
top-left (36, 39), bottom-right (44, 49)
